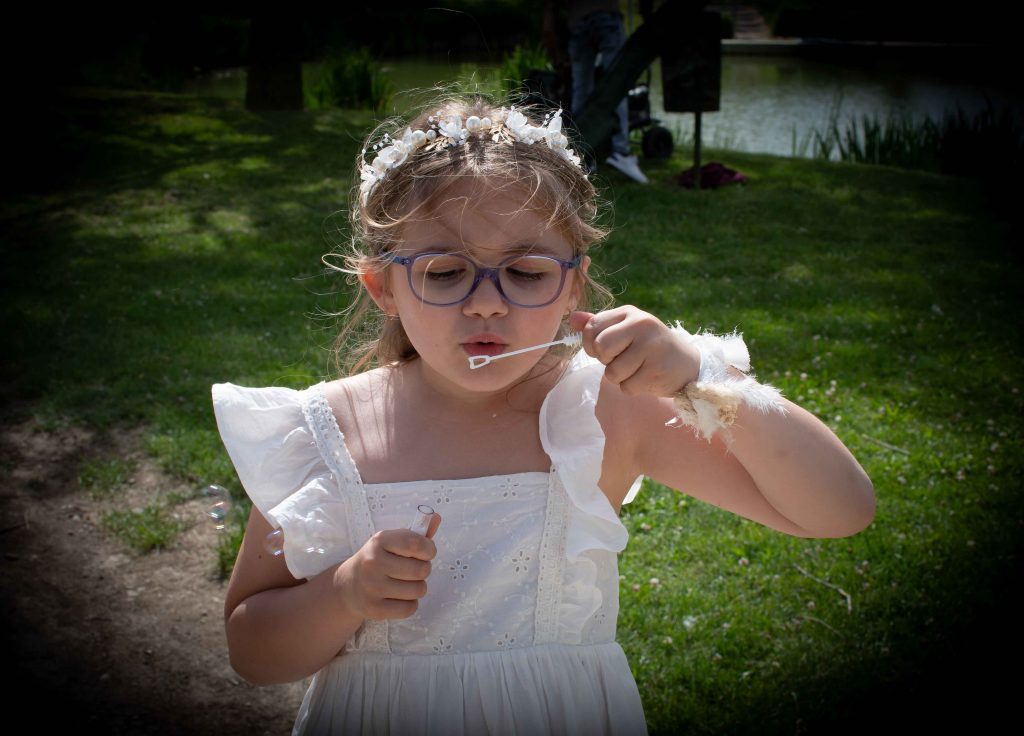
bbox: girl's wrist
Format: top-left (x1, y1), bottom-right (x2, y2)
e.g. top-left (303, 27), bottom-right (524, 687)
top-left (666, 324), bottom-right (786, 441)
top-left (667, 333), bottom-right (702, 396)
top-left (330, 557), bottom-right (366, 623)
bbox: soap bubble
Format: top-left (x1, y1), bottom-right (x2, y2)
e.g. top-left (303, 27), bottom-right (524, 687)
top-left (264, 528), bottom-right (285, 557)
top-left (264, 529), bottom-right (326, 558)
top-left (200, 484), bottom-right (231, 531)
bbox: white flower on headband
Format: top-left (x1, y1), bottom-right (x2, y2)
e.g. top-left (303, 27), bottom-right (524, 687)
top-left (359, 108), bottom-right (585, 204)
top-left (504, 108), bottom-right (534, 142)
top-left (437, 114), bottom-right (467, 143)
top-left (542, 111), bottom-right (582, 167)
top-left (377, 139), bottom-right (411, 169)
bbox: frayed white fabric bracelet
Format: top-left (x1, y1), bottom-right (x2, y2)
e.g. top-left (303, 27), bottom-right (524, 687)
top-left (666, 323), bottom-right (786, 441)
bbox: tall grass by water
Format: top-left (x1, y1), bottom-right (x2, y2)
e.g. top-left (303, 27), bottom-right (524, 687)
top-left (795, 101), bottom-right (1023, 177)
top-left (304, 47), bottom-right (394, 113)
top-left (3, 89), bottom-right (1020, 733)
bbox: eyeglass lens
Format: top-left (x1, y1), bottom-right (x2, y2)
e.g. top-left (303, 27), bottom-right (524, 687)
top-left (408, 253), bottom-right (566, 306)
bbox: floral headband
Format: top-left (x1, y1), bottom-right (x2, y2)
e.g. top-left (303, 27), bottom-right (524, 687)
top-left (358, 107), bottom-right (584, 205)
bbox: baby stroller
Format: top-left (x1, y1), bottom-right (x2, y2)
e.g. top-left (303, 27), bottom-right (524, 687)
top-left (627, 69), bottom-right (674, 160)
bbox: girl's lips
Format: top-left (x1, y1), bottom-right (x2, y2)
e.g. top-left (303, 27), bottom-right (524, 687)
top-left (462, 334), bottom-right (508, 358)
top-left (462, 342), bottom-right (507, 357)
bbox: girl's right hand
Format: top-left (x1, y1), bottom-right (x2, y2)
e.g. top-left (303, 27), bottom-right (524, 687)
top-left (334, 514), bottom-right (441, 621)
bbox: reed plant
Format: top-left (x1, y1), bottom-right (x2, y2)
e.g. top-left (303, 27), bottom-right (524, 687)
top-left (304, 47), bottom-right (393, 113)
top-left (497, 43), bottom-right (552, 97)
top-left (452, 44), bottom-right (554, 102)
top-left (803, 101), bottom-right (1022, 176)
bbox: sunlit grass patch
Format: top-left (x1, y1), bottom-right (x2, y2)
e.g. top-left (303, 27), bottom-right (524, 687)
top-left (78, 457), bottom-right (136, 499)
top-left (102, 503), bottom-right (190, 553)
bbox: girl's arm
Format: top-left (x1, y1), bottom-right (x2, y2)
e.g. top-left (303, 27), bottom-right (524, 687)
top-left (574, 308), bottom-right (875, 538)
top-left (224, 507), bottom-right (440, 686)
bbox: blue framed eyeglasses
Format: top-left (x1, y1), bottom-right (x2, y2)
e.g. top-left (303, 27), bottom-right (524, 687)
top-left (389, 251), bottom-right (582, 308)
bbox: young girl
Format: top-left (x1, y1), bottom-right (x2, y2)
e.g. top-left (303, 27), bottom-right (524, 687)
top-left (212, 96), bottom-right (875, 735)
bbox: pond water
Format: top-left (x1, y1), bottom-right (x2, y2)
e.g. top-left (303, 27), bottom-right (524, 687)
top-left (646, 50), bottom-right (1021, 158)
top-left (186, 51), bottom-right (1020, 159)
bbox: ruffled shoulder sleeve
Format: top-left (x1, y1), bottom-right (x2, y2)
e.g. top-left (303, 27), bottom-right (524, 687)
top-left (211, 383), bottom-right (354, 580)
top-left (538, 351), bottom-right (644, 560)
top-left (212, 383), bottom-right (322, 524)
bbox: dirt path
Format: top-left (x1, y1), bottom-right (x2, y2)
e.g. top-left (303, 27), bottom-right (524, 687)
top-left (0, 412), bottom-right (308, 734)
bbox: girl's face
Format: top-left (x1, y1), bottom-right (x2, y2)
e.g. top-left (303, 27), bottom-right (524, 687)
top-left (363, 181), bottom-right (588, 402)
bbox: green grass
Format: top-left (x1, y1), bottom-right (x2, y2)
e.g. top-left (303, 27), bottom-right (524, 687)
top-left (797, 103), bottom-right (1024, 177)
top-left (102, 503), bottom-right (190, 553)
top-left (78, 457), bottom-right (136, 499)
top-left (304, 48), bottom-right (394, 113)
top-left (3, 89), bottom-right (1021, 732)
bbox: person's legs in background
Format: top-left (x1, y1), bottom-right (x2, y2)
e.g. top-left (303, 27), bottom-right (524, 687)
top-left (569, 10), bottom-right (648, 183)
top-left (568, 17), bottom-right (596, 118)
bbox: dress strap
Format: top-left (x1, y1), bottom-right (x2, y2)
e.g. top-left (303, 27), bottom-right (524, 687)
top-left (534, 469), bottom-right (569, 644)
top-left (302, 383), bottom-right (390, 653)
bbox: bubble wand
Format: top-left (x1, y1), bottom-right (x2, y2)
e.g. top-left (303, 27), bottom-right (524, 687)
top-left (467, 333), bottom-right (581, 370)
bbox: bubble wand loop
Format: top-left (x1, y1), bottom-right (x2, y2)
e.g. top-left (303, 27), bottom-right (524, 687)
top-left (467, 333), bottom-right (582, 370)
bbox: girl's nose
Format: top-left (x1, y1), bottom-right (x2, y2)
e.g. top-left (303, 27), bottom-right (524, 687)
top-left (462, 274), bottom-right (509, 319)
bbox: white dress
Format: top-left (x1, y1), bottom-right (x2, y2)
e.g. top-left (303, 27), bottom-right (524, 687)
top-left (212, 350), bottom-right (648, 735)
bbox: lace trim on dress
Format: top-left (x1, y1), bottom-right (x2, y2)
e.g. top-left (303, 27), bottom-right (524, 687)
top-left (300, 385), bottom-right (363, 552)
top-left (534, 469), bottom-right (569, 644)
top-left (303, 384), bottom-right (390, 653)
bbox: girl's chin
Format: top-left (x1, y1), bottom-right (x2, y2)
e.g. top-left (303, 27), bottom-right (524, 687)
top-left (463, 352), bottom-right (559, 385)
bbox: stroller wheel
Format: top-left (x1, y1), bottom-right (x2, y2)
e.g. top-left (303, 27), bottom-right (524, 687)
top-left (642, 126), bottom-right (674, 160)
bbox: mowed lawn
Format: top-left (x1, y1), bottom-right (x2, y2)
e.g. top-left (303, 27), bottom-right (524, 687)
top-left (3, 89), bottom-right (1021, 734)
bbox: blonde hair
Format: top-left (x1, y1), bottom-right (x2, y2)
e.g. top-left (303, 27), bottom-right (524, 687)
top-left (326, 94), bottom-right (615, 375)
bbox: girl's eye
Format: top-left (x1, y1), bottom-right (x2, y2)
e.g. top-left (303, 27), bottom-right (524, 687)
top-left (414, 255), bottom-right (469, 283)
top-left (425, 268), bottom-right (464, 281)
top-left (505, 267), bottom-right (547, 282)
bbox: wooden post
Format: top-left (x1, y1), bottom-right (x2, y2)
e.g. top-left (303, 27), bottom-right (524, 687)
top-left (694, 110), bottom-right (703, 190)
top-left (660, 9), bottom-right (722, 190)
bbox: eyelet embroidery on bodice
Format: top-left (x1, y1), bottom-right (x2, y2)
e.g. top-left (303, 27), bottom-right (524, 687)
top-left (298, 382), bottom-right (611, 656)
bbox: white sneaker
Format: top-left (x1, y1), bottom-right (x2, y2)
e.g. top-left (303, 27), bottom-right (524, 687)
top-left (606, 152), bottom-right (649, 184)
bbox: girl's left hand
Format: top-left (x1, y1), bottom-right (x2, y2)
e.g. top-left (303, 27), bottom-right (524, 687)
top-left (570, 307), bottom-right (701, 397)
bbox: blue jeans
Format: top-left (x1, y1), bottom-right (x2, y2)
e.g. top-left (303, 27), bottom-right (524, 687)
top-left (568, 11), bottom-right (630, 156)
